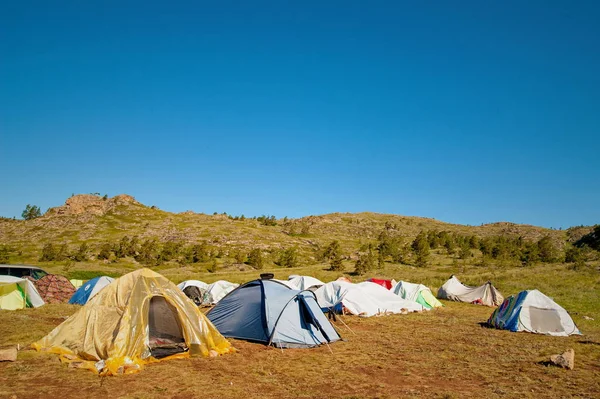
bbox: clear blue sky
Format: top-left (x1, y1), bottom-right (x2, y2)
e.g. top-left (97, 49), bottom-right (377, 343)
top-left (1, 1), bottom-right (599, 228)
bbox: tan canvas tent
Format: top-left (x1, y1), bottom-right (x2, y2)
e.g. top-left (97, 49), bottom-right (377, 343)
top-left (32, 268), bottom-right (233, 375)
top-left (437, 275), bottom-right (504, 306)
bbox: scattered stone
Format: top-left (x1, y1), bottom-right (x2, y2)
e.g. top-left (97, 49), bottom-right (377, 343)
top-left (550, 348), bottom-right (575, 370)
top-left (583, 316), bottom-right (594, 321)
top-left (0, 346), bottom-right (18, 362)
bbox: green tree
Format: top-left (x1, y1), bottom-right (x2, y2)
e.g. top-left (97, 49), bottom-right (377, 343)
top-left (40, 243), bottom-right (56, 261)
top-left (72, 243), bottom-right (89, 262)
top-left (97, 243), bottom-right (113, 260)
top-left (190, 241), bottom-right (211, 263)
top-left (278, 247), bottom-right (299, 268)
top-left (412, 232), bottom-right (430, 267)
top-left (247, 248), bottom-right (264, 269)
top-left (135, 239), bottom-right (159, 265)
top-left (520, 243), bottom-right (540, 267)
top-left (234, 250), bottom-right (247, 264)
top-left (354, 244), bottom-right (376, 275)
top-left (323, 240), bottom-right (344, 271)
top-left (159, 241), bottom-right (182, 262)
top-left (22, 204), bottom-right (42, 220)
top-left (537, 236), bottom-right (558, 263)
top-left (55, 243), bottom-right (69, 261)
top-left (459, 242), bottom-right (472, 260)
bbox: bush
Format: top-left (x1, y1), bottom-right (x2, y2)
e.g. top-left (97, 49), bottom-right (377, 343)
top-left (247, 248), bottom-right (264, 270)
top-left (72, 243), bottom-right (89, 262)
top-left (0, 245), bottom-right (9, 263)
top-left (207, 259), bottom-right (219, 273)
top-left (40, 243), bottom-right (56, 262)
top-left (278, 248), bottom-right (299, 268)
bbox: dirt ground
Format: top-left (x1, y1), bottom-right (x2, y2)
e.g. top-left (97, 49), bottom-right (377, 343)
top-left (1, 301), bottom-right (599, 399)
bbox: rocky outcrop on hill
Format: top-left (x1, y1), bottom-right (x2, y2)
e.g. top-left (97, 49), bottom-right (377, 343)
top-left (45, 194), bottom-right (139, 217)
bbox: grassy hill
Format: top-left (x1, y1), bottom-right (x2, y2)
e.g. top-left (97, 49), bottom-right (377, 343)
top-left (1, 194), bottom-right (599, 398)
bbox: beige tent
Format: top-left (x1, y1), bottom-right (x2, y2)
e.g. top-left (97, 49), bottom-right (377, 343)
top-left (32, 268), bottom-right (233, 375)
top-left (437, 275), bottom-right (504, 306)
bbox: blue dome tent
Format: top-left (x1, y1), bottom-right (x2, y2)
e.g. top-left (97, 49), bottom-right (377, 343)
top-left (69, 276), bottom-right (114, 305)
top-left (207, 278), bottom-right (340, 348)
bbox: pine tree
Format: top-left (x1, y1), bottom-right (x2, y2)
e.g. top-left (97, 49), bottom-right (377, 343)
top-left (412, 232), bottom-right (430, 267)
top-left (22, 204), bottom-right (42, 220)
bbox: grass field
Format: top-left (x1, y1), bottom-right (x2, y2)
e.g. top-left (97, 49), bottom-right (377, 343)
top-left (1, 261), bottom-right (599, 399)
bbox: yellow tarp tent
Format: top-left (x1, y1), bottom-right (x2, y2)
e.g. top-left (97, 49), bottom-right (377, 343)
top-left (32, 268), bottom-right (233, 375)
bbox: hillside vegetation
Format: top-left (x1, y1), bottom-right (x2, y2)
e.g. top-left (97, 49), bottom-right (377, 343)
top-left (0, 194), bottom-right (598, 281)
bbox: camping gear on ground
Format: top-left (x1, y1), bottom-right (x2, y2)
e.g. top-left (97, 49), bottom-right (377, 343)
top-left (207, 278), bottom-right (340, 348)
top-left (69, 276), bottom-right (114, 305)
top-left (33, 274), bottom-right (76, 304)
top-left (287, 275), bottom-right (325, 291)
top-left (487, 289), bottom-right (580, 336)
top-left (437, 275), bottom-right (503, 306)
top-left (314, 281), bottom-right (424, 317)
top-left (177, 280), bottom-right (209, 305)
top-left (32, 268), bottom-right (233, 375)
top-left (0, 276), bottom-right (45, 310)
top-left (202, 280), bottom-right (239, 305)
top-left (367, 278), bottom-right (396, 290)
top-left (392, 281), bottom-right (443, 309)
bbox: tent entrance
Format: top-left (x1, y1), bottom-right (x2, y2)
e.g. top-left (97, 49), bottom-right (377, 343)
top-left (528, 307), bottom-right (564, 333)
top-left (148, 296), bottom-right (187, 359)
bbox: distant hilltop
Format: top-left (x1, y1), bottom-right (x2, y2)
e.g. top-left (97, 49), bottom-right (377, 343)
top-left (45, 194), bottom-right (139, 217)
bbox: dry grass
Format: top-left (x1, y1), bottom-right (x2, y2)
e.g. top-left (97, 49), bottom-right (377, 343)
top-left (1, 261), bottom-right (599, 399)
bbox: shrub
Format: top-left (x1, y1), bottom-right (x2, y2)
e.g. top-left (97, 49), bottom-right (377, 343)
top-left (40, 243), bottom-right (56, 262)
top-left (247, 248), bottom-right (264, 270)
top-left (278, 247), bottom-right (298, 268)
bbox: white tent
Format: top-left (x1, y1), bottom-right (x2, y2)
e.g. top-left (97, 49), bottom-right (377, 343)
top-left (177, 280), bottom-right (209, 292)
top-left (488, 290), bottom-right (580, 336)
top-left (287, 275), bottom-right (324, 291)
top-left (0, 276), bottom-right (45, 310)
top-left (314, 280), bottom-right (424, 317)
top-left (392, 281), bottom-right (443, 309)
top-left (437, 275), bottom-right (504, 306)
top-left (203, 280), bottom-right (239, 304)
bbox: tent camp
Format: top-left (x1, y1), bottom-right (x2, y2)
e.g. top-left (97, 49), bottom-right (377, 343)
top-left (33, 274), bottom-right (76, 304)
top-left (287, 275), bottom-right (325, 291)
top-left (32, 268), bottom-right (233, 375)
top-left (367, 278), bottom-right (396, 290)
top-left (437, 275), bottom-right (504, 306)
top-left (314, 281), bottom-right (424, 317)
top-left (202, 280), bottom-right (239, 305)
top-left (69, 276), bottom-right (114, 305)
top-left (207, 278), bottom-right (340, 348)
top-left (392, 281), bottom-right (443, 309)
top-left (0, 276), bottom-right (45, 310)
top-left (488, 290), bottom-right (580, 336)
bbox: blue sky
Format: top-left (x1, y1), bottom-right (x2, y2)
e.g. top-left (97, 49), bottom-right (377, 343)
top-left (1, 1), bottom-right (599, 228)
